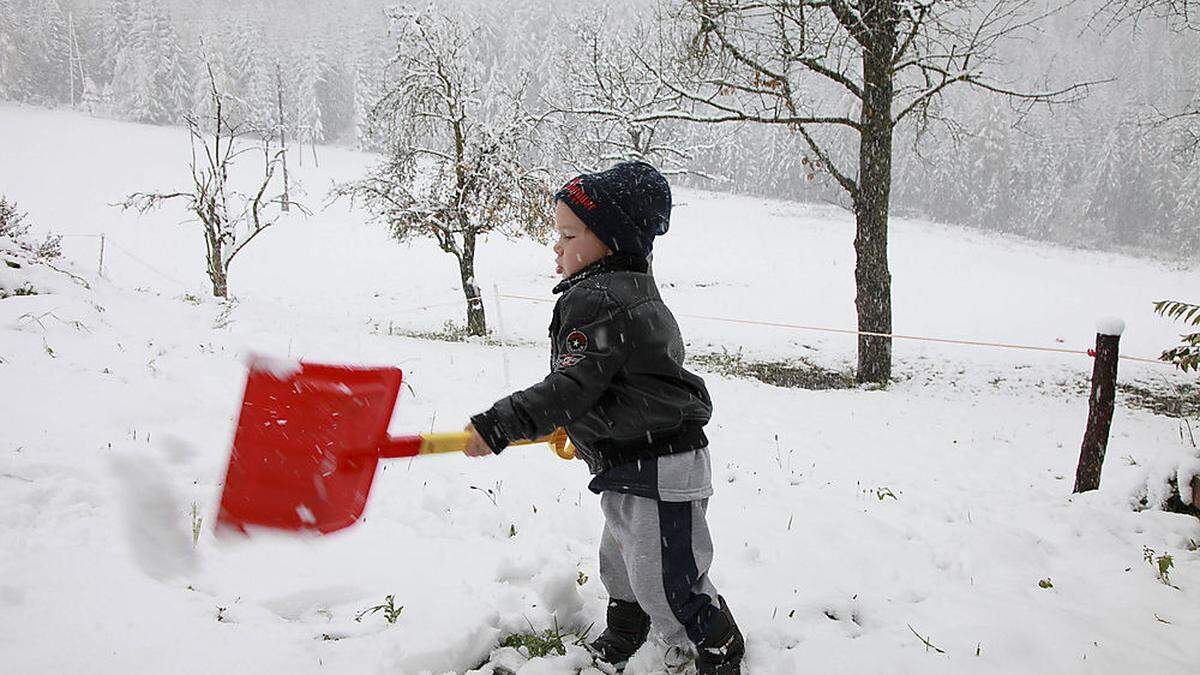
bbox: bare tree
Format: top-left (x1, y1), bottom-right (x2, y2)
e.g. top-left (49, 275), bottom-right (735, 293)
top-left (543, 13), bottom-right (726, 179)
top-left (118, 65), bottom-right (304, 298)
top-left (335, 5), bottom-right (551, 336)
top-left (640, 0), bottom-right (1096, 383)
top-left (1094, 0), bottom-right (1198, 31)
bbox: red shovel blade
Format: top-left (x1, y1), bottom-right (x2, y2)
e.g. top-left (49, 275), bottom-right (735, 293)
top-left (216, 361), bottom-right (403, 535)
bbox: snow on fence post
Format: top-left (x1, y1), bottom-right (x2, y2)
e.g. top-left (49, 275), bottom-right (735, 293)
top-left (1073, 317), bottom-right (1124, 493)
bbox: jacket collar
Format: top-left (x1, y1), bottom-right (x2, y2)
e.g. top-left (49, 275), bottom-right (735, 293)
top-left (552, 253), bottom-right (649, 294)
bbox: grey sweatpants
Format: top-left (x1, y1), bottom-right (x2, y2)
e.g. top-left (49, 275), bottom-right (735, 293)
top-left (599, 491), bottom-right (722, 648)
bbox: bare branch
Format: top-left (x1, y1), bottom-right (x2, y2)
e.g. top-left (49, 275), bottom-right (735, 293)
top-left (892, 1), bottom-right (933, 66)
top-left (1091, 0), bottom-right (1200, 33)
top-left (115, 192), bottom-right (192, 213)
top-left (636, 51), bottom-right (861, 130)
top-left (796, 55), bottom-right (865, 99)
top-left (795, 124), bottom-right (859, 197)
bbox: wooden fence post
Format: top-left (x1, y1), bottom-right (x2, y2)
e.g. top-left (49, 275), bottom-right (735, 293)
top-left (1073, 318), bottom-right (1124, 493)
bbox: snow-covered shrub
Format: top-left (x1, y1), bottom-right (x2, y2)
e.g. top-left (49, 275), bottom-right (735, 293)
top-left (0, 196), bottom-right (62, 261)
top-left (0, 195), bottom-right (69, 299)
top-left (1130, 301), bottom-right (1200, 517)
top-left (1133, 420), bottom-right (1200, 518)
top-left (0, 196), bottom-right (30, 239)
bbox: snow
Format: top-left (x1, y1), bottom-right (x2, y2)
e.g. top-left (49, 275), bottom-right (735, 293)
top-left (246, 352), bottom-right (304, 379)
top-left (1, 104), bottom-right (1199, 674)
top-left (1178, 460), bottom-right (1200, 505)
top-left (1096, 317), bottom-right (1126, 337)
top-left (109, 448), bottom-right (199, 580)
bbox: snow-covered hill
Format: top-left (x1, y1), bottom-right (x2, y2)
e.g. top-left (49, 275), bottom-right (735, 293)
top-left (1, 104), bottom-right (1197, 674)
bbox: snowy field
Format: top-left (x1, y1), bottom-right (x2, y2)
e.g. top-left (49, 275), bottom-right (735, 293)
top-left (2, 104), bottom-right (1199, 674)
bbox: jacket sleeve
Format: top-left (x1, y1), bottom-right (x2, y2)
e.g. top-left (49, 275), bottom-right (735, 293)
top-left (471, 289), bottom-right (629, 453)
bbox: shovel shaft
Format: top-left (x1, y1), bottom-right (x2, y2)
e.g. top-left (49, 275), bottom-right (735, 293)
top-left (378, 428), bottom-right (574, 459)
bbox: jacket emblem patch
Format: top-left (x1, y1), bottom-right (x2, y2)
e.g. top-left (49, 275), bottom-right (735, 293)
top-left (566, 330), bottom-right (588, 353)
top-left (557, 354), bottom-right (586, 369)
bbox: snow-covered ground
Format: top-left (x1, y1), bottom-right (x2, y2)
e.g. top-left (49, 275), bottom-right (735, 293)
top-left (1, 104), bottom-right (1198, 674)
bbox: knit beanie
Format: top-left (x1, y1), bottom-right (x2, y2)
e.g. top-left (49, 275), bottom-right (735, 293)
top-left (553, 161), bottom-right (671, 257)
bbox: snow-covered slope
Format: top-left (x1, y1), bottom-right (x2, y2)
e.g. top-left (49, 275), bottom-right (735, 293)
top-left (1, 104), bottom-right (1197, 674)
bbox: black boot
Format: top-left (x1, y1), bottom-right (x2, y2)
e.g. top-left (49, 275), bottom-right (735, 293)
top-left (695, 596), bottom-right (744, 675)
top-left (589, 598), bottom-right (651, 670)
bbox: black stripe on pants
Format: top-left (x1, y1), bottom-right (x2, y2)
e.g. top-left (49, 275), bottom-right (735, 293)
top-left (657, 500), bottom-right (719, 645)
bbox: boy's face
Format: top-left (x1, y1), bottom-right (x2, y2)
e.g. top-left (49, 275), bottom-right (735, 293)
top-left (553, 200), bottom-right (611, 278)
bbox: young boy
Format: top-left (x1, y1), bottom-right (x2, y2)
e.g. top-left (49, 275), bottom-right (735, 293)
top-left (464, 161), bottom-right (744, 674)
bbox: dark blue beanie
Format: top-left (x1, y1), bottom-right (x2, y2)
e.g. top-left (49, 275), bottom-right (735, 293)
top-left (553, 161), bottom-right (671, 257)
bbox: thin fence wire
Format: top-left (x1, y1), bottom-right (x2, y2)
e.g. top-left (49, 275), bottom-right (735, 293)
top-left (103, 239), bottom-right (193, 289)
top-left (60, 232), bottom-right (192, 289)
top-left (63, 232), bottom-right (483, 313)
top-left (390, 299), bottom-right (471, 315)
top-left (497, 293), bottom-right (1171, 367)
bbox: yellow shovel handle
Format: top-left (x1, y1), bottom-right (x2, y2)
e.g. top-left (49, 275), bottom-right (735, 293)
top-left (418, 427), bottom-right (575, 460)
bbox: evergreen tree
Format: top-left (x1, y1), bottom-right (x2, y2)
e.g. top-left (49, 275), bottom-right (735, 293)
top-left (0, 0), bottom-right (22, 99)
top-left (1171, 159), bottom-right (1200, 248)
top-left (108, 0), bottom-right (189, 124)
top-left (350, 47), bottom-right (382, 150)
top-left (294, 46), bottom-right (326, 155)
top-left (97, 0), bottom-right (134, 91)
top-left (225, 21), bottom-right (273, 131)
top-left (17, 0), bottom-right (73, 104)
top-left (1083, 125), bottom-right (1127, 241)
top-left (191, 38), bottom-right (232, 129)
top-left (154, 9), bottom-right (191, 124)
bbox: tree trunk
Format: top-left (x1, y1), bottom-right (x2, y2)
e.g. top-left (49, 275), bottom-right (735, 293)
top-left (853, 0), bottom-right (898, 384)
top-left (458, 229), bottom-right (486, 336)
top-left (205, 229), bottom-right (228, 298)
top-left (211, 268), bottom-right (229, 299)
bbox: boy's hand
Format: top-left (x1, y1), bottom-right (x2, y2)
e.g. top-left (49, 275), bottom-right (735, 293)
top-left (463, 423), bottom-right (494, 457)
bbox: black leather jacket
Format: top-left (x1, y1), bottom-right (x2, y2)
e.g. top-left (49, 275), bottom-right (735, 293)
top-left (472, 255), bottom-right (712, 474)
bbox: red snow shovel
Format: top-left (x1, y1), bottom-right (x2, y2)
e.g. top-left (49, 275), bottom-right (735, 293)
top-left (215, 359), bottom-right (571, 535)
